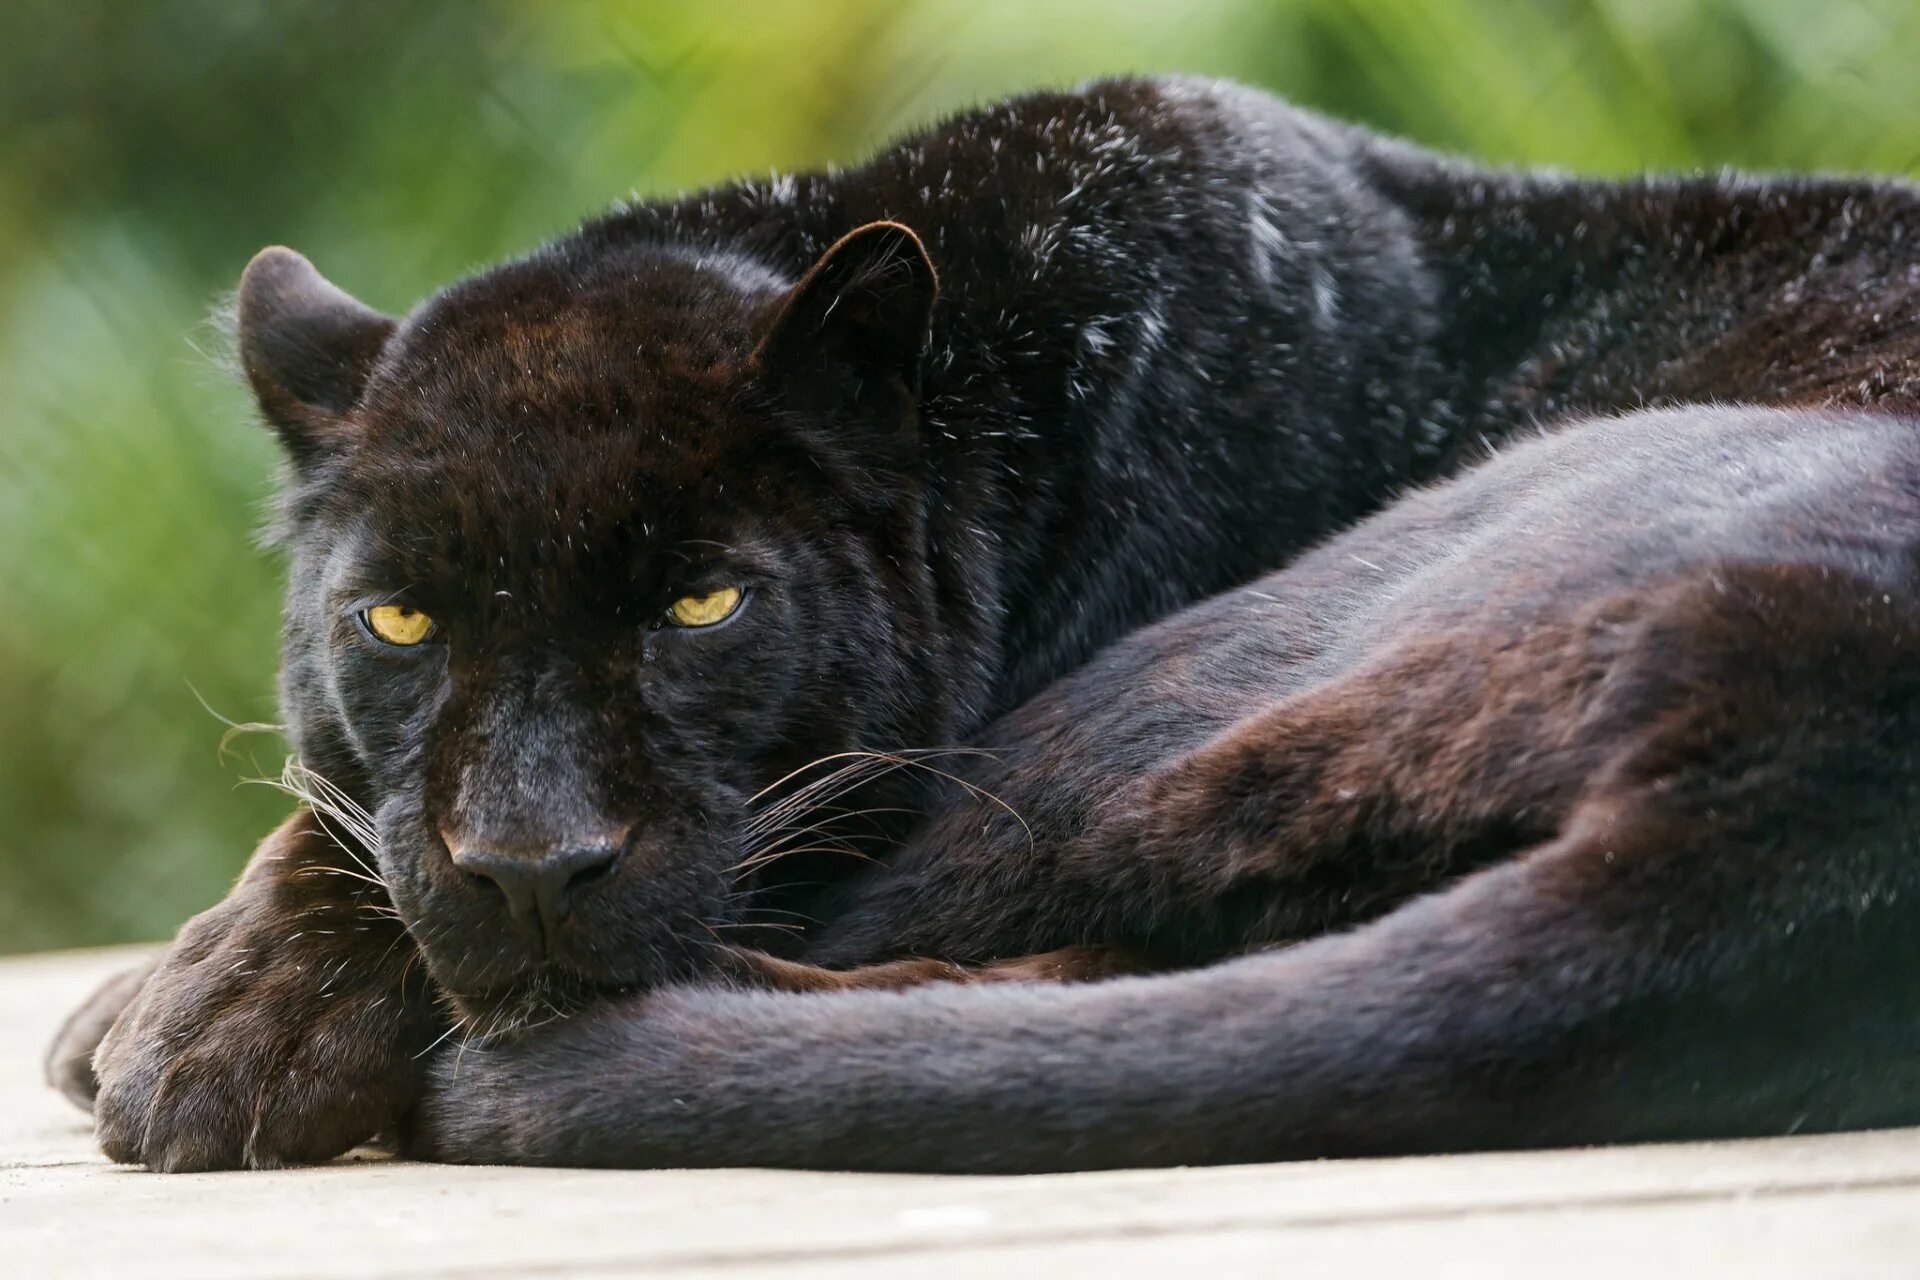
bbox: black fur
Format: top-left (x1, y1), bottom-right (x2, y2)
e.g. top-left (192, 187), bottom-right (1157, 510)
top-left (262, 75), bottom-right (1920, 1008)
top-left (70, 76), bottom-right (1920, 1171)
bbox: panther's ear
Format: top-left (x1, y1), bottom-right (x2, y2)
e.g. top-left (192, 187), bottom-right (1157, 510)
top-left (754, 221), bottom-right (939, 393)
top-left (236, 246), bottom-right (395, 466)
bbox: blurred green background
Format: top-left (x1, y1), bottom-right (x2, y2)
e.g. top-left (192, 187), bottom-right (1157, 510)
top-left (4, 0), bottom-right (1919, 953)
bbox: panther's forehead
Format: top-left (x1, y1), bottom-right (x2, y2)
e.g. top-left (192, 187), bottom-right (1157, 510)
top-left (344, 246), bottom-right (777, 464)
top-left (351, 330), bottom-right (751, 468)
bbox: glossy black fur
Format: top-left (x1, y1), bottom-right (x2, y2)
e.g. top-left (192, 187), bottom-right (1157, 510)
top-left (410, 406), bottom-right (1920, 1170)
top-left (266, 76), bottom-right (1920, 1008)
top-left (63, 76), bottom-right (1920, 1171)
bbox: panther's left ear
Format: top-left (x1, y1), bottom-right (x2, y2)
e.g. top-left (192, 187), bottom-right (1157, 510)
top-left (753, 221), bottom-right (939, 393)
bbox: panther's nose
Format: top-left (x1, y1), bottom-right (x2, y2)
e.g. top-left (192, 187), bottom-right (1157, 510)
top-left (450, 838), bottom-right (624, 944)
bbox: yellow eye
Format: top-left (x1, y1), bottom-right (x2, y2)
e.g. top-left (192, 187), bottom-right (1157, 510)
top-left (363, 604), bottom-right (435, 646)
top-left (667, 585), bottom-right (743, 628)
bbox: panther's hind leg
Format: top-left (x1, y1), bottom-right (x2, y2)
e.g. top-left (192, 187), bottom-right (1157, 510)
top-left (809, 561), bottom-right (1920, 975)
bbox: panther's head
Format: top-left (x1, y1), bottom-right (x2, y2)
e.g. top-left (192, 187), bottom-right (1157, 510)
top-left (234, 224), bottom-right (949, 1016)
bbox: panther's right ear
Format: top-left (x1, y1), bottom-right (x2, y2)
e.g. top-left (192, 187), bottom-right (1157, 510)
top-left (236, 247), bottom-right (395, 466)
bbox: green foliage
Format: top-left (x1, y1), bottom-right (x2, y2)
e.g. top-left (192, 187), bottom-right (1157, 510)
top-left (3, 0), bottom-right (1917, 951)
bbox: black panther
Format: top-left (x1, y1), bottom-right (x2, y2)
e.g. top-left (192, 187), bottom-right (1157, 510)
top-left (46, 76), bottom-right (1920, 1171)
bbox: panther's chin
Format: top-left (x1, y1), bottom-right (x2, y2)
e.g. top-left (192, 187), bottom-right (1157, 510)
top-left (437, 967), bottom-right (622, 1041)
top-left (405, 903), bottom-right (746, 1031)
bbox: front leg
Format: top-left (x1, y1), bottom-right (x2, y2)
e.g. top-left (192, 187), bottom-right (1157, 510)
top-left (91, 810), bottom-right (443, 1171)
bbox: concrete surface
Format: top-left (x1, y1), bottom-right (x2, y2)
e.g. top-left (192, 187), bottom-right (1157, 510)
top-left (4, 946), bottom-right (1919, 1279)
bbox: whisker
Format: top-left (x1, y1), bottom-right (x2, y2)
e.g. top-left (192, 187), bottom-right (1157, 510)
top-left (746, 745), bottom-right (1000, 807)
top-left (735, 748), bottom-right (1029, 886)
top-left (239, 756), bottom-right (391, 890)
top-left (292, 865), bottom-right (388, 890)
top-left (734, 825), bottom-right (873, 864)
top-left (412, 1016), bottom-right (467, 1061)
top-left (729, 843), bottom-right (880, 878)
top-left (186, 681), bottom-right (288, 763)
top-left (736, 904), bottom-right (819, 924)
top-left (744, 758), bottom-right (889, 832)
top-left (742, 749), bottom-right (998, 847)
top-left (849, 749), bottom-right (1035, 852)
top-left (748, 806), bottom-right (914, 847)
